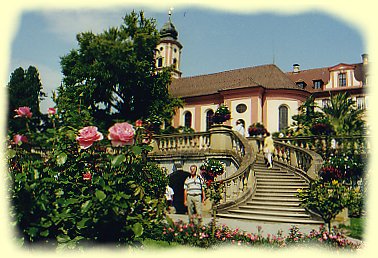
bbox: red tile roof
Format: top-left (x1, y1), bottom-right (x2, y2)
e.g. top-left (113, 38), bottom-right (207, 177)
top-left (169, 64), bottom-right (305, 98)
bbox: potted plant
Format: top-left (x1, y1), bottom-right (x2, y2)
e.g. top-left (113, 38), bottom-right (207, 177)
top-left (211, 104), bottom-right (231, 124)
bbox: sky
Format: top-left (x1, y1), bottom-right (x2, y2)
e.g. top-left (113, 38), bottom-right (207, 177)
top-left (7, 5), bottom-right (366, 112)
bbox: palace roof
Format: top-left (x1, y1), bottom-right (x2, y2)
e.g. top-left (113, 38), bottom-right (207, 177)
top-left (170, 64), bottom-right (305, 98)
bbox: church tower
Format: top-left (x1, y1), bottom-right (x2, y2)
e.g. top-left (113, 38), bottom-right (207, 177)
top-left (156, 10), bottom-right (183, 78)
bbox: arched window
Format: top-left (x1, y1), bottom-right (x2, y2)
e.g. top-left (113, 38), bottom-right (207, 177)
top-left (206, 109), bottom-right (214, 131)
top-left (278, 105), bottom-right (289, 131)
top-left (173, 58), bottom-right (178, 69)
top-left (184, 111), bottom-right (192, 128)
top-left (157, 57), bottom-right (163, 67)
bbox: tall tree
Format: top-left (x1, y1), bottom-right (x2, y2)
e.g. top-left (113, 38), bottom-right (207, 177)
top-left (56, 11), bottom-right (182, 130)
top-left (7, 66), bottom-right (46, 133)
top-left (322, 92), bottom-right (365, 135)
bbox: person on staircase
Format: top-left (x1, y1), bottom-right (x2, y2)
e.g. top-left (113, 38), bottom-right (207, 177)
top-left (183, 165), bottom-right (206, 225)
top-left (263, 131), bottom-right (275, 169)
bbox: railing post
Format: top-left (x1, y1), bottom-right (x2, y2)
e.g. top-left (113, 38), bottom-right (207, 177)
top-left (209, 124), bottom-right (233, 152)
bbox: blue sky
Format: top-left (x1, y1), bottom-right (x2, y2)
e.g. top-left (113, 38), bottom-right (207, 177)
top-left (8, 6), bottom-right (365, 112)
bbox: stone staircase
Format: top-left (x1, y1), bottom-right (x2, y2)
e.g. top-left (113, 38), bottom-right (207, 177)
top-left (217, 157), bottom-right (323, 224)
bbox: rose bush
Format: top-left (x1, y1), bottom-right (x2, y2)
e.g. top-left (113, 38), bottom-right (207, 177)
top-left (8, 110), bottom-right (168, 249)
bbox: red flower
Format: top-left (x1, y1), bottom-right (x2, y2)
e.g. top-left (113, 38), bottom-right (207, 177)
top-left (135, 120), bottom-right (143, 127)
top-left (14, 106), bottom-right (32, 118)
top-left (83, 172), bottom-right (92, 181)
top-left (47, 107), bottom-right (56, 116)
top-left (13, 134), bottom-right (28, 145)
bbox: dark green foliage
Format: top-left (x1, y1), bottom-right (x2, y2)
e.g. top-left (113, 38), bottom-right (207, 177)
top-left (7, 66), bottom-right (46, 133)
top-left (57, 11), bottom-right (182, 130)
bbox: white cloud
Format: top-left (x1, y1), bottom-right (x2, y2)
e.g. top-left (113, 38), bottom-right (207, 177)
top-left (40, 9), bottom-right (125, 44)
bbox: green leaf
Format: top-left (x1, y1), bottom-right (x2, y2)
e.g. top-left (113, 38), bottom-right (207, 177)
top-left (81, 200), bottom-right (91, 212)
top-left (7, 149), bottom-right (17, 159)
top-left (27, 227), bottom-right (38, 238)
top-left (111, 154), bottom-right (126, 167)
top-left (132, 223), bottom-right (143, 237)
top-left (57, 234), bottom-right (71, 243)
top-left (77, 218), bottom-right (90, 229)
top-left (56, 152), bottom-right (68, 166)
top-left (95, 190), bottom-right (106, 201)
top-left (40, 230), bottom-right (49, 237)
top-left (131, 145), bottom-right (142, 155)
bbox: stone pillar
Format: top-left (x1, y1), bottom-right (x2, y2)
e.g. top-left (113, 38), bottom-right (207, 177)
top-left (209, 124), bottom-right (233, 152)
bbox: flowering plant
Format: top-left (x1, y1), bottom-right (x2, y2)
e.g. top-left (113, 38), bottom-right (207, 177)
top-left (248, 122), bottom-right (267, 136)
top-left (310, 122), bottom-right (334, 136)
top-left (7, 108), bottom-right (168, 248)
top-left (200, 159), bottom-right (225, 183)
top-left (211, 104), bottom-right (231, 124)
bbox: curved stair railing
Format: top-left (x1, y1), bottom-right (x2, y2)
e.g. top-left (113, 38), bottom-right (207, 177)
top-left (149, 127), bottom-right (256, 210)
top-left (249, 137), bottom-right (323, 181)
top-left (150, 129), bottom-right (325, 215)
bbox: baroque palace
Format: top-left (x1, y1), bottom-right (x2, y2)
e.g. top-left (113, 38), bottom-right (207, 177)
top-left (155, 15), bottom-right (368, 134)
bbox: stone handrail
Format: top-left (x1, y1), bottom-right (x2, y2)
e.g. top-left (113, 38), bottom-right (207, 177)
top-left (150, 132), bottom-right (210, 154)
top-left (217, 131), bottom-right (255, 210)
top-left (249, 136), bottom-right (323, 180)
top-left (275, 135), bottom-right (369, 157)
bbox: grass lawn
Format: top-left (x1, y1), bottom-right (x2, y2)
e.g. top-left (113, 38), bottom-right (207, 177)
top-left (141, 238), bottom-right (181, 249)
top-left (339, 217), bottom-right (365, 240)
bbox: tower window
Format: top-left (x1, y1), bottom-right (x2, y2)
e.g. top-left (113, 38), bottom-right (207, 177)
top-left (157, 58), bottom-right (163, 68)
top-left (160, 47), bottom-right (164, 51)
top-left (174, 48), bottom-right (177, 53)
top-left (173, 58), bottom-right (178, 69)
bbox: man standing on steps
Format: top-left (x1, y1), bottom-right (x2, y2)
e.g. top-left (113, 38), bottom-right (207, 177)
top-left (263, 132), bottom-right (275, 169)
top-left (184, 165), bottom-right (205, 225)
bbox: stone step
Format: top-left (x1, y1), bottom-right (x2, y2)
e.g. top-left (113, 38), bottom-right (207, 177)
top-left (216, 213), bottom-right (323, 224)
top-left (238, 205), bottom-right (306, 213)
top-left (254, 193), bottom-right (299, 199)
top-left (252, 196), bottom-right (301, 202)
top-left (256, 187), bottom-right (298, 194)
top-left (257, 181), bottom-right (308, 187)
top-left (227, 209), bottom-right (311, 218)
top-left (257, 178), bottom-right (306, 183)
top-left (246, 200), bottom-right (302, 207)
top-left (257, 185), bottom-right (308, 190)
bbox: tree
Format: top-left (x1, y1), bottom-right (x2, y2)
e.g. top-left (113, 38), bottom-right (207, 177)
top-left (7, 66), bottom-right (46, 133)
top-left (56, 11), bottom-right (182, 130)
top-left (290, 95), bottom-right (324, 136)
top-left (321, 92), bottom-right (365, 136)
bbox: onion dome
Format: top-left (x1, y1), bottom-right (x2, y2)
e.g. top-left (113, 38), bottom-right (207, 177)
top-left (160, 19), bottom-right (178, 40)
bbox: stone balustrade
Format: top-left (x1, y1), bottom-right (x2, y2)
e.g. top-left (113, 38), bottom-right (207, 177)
top-left (276, 135), bottom-right (369, 157)
top-left (248, 137), bottom-right (323, 180)
top-left (149, 125), bottom-right (256, 210)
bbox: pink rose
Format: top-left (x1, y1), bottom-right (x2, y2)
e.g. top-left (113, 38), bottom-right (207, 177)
top-left (108, 122), bottom-right (135, 147)
top-left (48, 107), bottom-right (56, 116)
top-left (76, 126), bottom-right (103, 149)
top-left (14, 106), bottom-right (32, 118)
top-left (13, 134), bottom-right (28, 145)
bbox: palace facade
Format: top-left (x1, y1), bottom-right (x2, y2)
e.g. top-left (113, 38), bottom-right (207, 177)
top-left (155, 16), bottom-right (368, 134)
